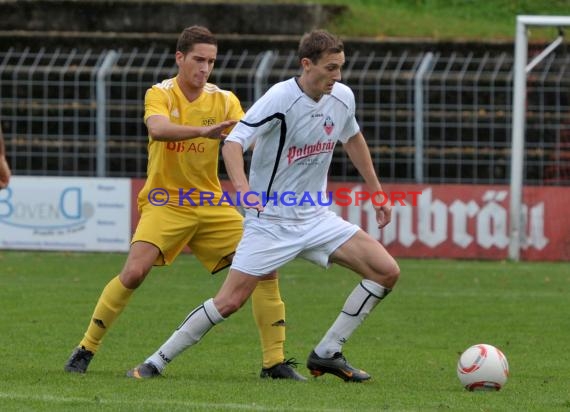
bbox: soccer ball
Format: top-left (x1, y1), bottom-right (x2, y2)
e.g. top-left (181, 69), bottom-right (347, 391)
top-left (456, 343), bottom-right (509, 391)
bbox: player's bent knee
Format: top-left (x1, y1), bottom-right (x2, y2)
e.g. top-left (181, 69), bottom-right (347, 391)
top-left (216, 297), bottom-right (247, 317)
top-left (120, 265), bottom-right (151, 288)
top-left (374, 260), bottom-right (400, 288)
top-left (386, 261), bottom-right (400, 285)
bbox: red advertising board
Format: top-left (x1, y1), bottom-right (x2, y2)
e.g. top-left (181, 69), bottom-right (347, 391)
top-left (130, 179), bottom-right (570, 261)
top-left (326, 182), bottom-right (570, 261)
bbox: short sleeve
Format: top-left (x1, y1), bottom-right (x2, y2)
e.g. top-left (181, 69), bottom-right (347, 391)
top-left (338, 115), bottom-right (360, 144)
top-left (226, 91), bottom-right (245, 122)
top-left (225, 84), bottom-right (284, 151)
top-left (144, 87), bottom-right (170, 123)
top-left (337, 86), bottom-right (360, 143)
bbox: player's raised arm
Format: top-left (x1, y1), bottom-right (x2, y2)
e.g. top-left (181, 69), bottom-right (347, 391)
top-left (146, 115), bottom-right (236, 142)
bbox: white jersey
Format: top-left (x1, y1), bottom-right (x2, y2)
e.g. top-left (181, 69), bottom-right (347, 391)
top-left (225, 77), bottom-right (360, 222)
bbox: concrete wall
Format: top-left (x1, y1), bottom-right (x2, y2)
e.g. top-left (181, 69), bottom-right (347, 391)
top-left (1, 0), bottom-right (346, 34)
top-left (0, 0), bottom-right (517, 54)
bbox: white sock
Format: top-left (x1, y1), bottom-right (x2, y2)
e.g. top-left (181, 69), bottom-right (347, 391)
top-left (314, 280), bottom-right (390, 359)
top-left (146, 298), bottom-right (224, 371)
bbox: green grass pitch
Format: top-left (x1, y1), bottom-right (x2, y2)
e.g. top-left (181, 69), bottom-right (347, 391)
top-left (0, 251), bottom-right (568, 411)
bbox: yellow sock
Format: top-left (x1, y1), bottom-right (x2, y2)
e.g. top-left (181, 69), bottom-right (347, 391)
top-left (79, 275), bottom-right (134, 353)
top-left (252, 278), bottom-right (286, 368)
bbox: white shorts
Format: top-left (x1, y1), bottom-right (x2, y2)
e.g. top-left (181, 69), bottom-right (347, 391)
top-left (231, 210), bottom-right (360, 276)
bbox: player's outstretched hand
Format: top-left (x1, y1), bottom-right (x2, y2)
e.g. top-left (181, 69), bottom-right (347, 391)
top-left (203, 120), bottom-right (238, 140)
top-left (243, 192), bottom-right (264, 213)
top-left (375, 204), bottom-right (392, 229)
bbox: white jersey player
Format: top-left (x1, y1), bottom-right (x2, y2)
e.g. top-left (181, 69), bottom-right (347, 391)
top-left (127, 29), bottom-right (401, 383)
top-left (227, 77), bottom-right (359, 222)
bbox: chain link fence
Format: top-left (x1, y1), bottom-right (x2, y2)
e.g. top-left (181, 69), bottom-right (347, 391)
top-left (1, 46), bottom-right (569, 184)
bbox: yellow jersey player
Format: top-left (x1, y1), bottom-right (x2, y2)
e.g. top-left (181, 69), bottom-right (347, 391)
top-left (65, 26), bottom-right (305, 381)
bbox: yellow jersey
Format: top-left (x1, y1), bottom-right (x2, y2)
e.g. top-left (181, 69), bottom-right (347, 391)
top-left (139, 76), bottom-right (244, 206)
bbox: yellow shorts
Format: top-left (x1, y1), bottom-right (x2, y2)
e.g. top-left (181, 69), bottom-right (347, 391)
top-left (132, 203), bottom-right (244, 273)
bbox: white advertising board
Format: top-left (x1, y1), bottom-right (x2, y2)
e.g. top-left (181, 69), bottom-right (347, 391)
top-left (0, 176), bottom-right (131, 252)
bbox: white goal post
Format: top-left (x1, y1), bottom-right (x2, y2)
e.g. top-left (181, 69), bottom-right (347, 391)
top-left (509, 15), bottom-right (570, 261)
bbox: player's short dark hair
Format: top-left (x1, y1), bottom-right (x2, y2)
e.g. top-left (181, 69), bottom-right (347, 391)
top-left (298, 30), bottom-right (344, 64)
top-left (176, 26), bottom-right (217, 54)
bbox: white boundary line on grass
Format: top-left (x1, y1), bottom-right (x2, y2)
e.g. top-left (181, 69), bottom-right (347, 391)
top-left (0, 392), bottom-right (346, 412)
